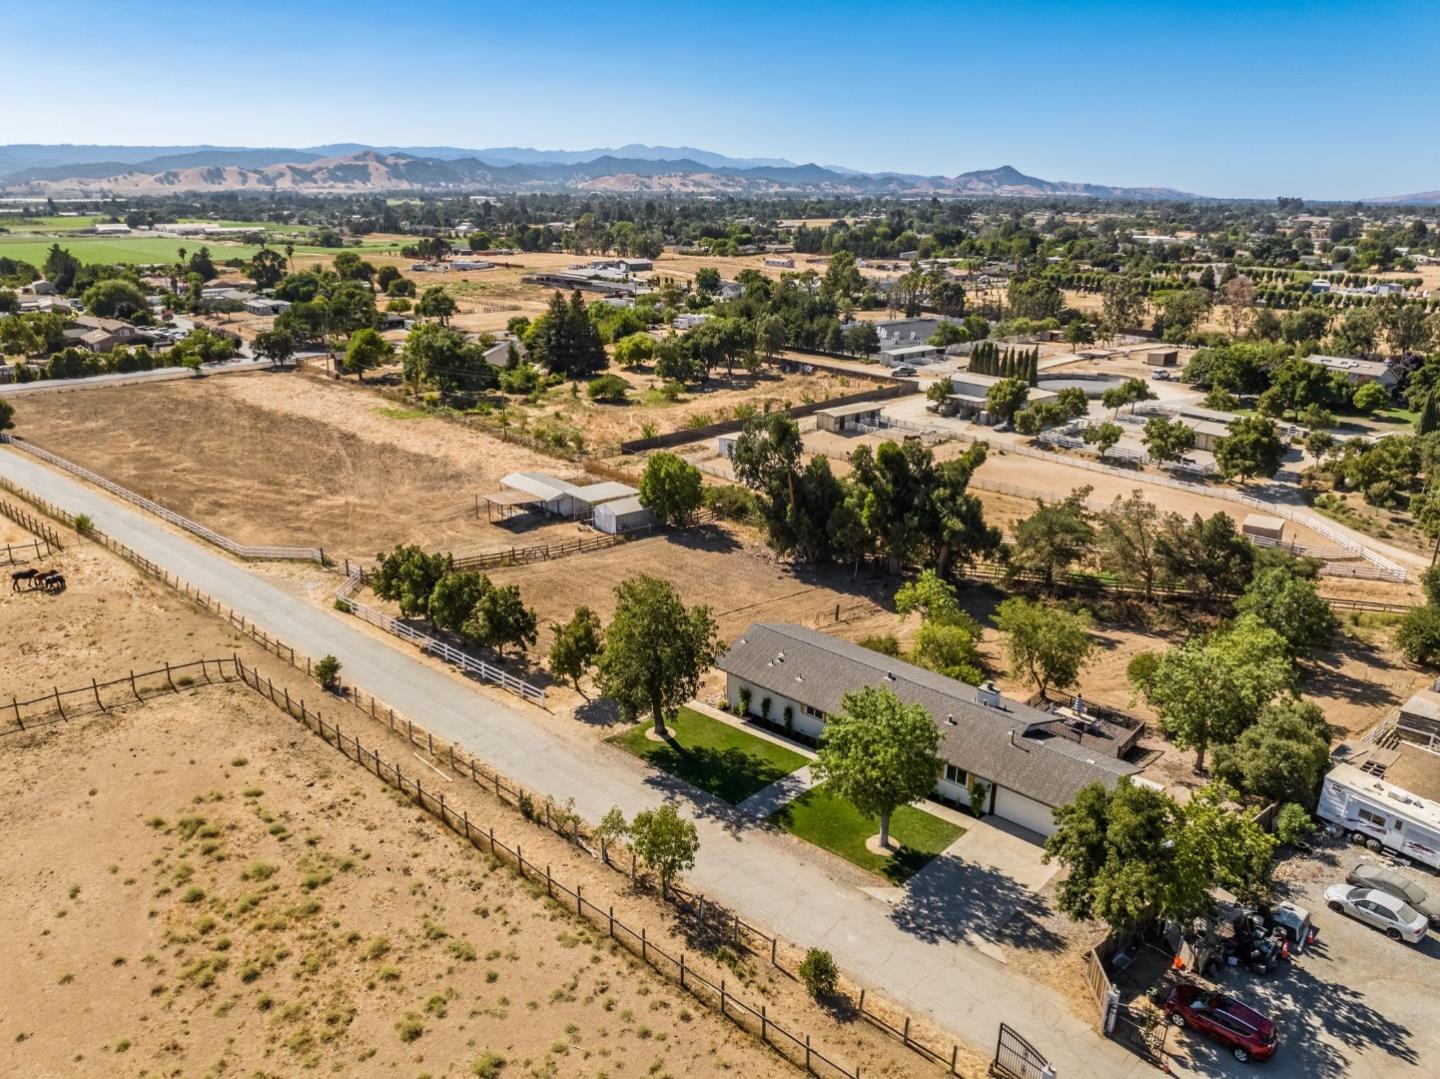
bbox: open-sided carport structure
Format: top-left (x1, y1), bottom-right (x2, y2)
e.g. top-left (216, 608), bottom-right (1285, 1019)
top-left (483, 471), bottom-right (638, 522)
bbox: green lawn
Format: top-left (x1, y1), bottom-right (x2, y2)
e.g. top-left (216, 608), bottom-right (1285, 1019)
top-left (1374, 405), bottom-right (1418, 426)
top-left (608, 707), bottom-right (808, 805)
top-left (769, 783), bottom-right (965, 884)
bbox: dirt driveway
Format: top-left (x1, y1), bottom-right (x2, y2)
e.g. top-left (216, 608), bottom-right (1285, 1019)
top-left (1160, 838), bottom-right (1440, 1078)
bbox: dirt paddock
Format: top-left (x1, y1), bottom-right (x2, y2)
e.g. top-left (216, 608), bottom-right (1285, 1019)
top-left (15, 373), bottom-right (586, 563)
top-left (0, 686), bottom-right (811, 1078)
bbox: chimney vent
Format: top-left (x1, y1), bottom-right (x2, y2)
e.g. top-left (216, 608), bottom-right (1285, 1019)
top-left (976, 681), bottom-right (1002, 709)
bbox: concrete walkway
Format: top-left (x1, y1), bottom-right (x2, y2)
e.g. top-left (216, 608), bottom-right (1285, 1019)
top-left (0, 446), bottom-right (1148, 1079)
top-left (736, 764), bottom-right (816, 817)
top-left (691, 699), bottom-right (976, 830)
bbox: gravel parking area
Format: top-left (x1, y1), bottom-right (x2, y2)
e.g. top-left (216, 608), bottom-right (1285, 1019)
top-left (1163, 837), bottom-right (1440, 1078)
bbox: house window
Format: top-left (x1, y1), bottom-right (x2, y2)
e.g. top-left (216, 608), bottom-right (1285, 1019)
top-left (803, 704), bottom-right (825, 720)
top-left (944, 764), bottom-right (968, 786)
top-left (1357, 808), bottom-right (1387, 828)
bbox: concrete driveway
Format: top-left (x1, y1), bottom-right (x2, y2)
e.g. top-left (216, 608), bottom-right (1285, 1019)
top-left (888, 820), bottom-right (1060, 956)
top-left (1162, 838), bottom-right (1439, 1079)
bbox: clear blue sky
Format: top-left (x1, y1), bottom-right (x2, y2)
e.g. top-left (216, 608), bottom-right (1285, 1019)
top-left (3, 0), bottom-right (1434, 200)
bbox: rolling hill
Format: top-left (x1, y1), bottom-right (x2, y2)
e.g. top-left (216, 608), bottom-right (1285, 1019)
top-left (0, 144), bottom-right (1201, 200)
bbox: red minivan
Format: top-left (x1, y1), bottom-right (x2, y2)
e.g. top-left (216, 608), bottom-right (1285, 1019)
top-left (1163, 984), bottom-right (1279, 1063)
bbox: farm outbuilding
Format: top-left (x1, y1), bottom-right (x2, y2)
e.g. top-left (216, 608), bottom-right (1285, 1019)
top-left (486, 472), bottom-right (638, 521)
top-left (717, 433), bottom-right (739, 458)
top-left (593, 495), bottom-right (655, 535)
top-left (815, 401), bottom-right (884, 433)
top-left (1145, 348), bottom-right (1179, 367)
top-left (243, 297), bottom-right (291, 317)
top-left (881, 343), bottom-right (943, 366)
top-left (1241, 514), bottom-right (1286, 543)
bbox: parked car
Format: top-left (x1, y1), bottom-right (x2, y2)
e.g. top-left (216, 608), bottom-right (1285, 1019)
top-left (1162, 985), bottom-right (1278, 1063)
top-left (1324, 884), bottom-right (1429, 943)
top-left (1346, 860), bottom-right (1440, 927)
top-left (892, 365), bottom-right (917, 376)
top-left (1150, 369), bottom-right (1171, 380)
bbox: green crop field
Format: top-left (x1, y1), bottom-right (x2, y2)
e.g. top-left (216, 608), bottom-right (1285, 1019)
top-left (0, 234), bottom-right (405, 267)
top-left (0, 236), bottom-right (259, 266)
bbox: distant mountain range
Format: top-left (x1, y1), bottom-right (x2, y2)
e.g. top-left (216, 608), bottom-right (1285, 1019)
top-left (0, 143), bottom-right (1212, 201)
top-left (0, 144), bottom-right (1431, 202)
top-left (1370, 190), bottom-right (1440, 206)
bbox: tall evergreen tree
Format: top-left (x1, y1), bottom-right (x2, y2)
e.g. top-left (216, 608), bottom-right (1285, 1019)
top-left (1419, 391), bottom-right (1440, 437)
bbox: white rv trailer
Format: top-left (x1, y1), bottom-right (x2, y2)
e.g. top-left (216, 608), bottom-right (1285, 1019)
top-left (1316, 763), bottom-right (1440, 870)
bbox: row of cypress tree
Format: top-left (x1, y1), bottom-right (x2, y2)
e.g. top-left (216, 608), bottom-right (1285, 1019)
top-left (967, 342), bottom-right (1040, 386)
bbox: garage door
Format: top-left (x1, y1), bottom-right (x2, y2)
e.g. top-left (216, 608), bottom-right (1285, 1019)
top-left (993, 788), bottom-right (1057, 837)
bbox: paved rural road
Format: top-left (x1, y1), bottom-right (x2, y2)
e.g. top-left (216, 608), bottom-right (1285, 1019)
top-left (0, 446), bottom-right (1147, 1079)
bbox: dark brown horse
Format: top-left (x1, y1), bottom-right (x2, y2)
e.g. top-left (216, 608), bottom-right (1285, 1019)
top-left (10, 568), bottom-right (40, 592)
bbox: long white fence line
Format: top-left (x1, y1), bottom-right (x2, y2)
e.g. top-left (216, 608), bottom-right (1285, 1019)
top-left (334, 570), bottom-right (545, 705)
top-left (861, 417), bottom-right (1409, 582)
top-left (0, 435), bottom-right (326, 564)
top-left (967, 475), bottom-right (1382, 580)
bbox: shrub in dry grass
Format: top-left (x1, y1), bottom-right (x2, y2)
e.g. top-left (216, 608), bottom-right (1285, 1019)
top-left (472, 1052), bottom-right (506, 1077)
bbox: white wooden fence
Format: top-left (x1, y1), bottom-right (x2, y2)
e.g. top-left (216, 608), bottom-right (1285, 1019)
top-left (0, 435), bottom-right (325, 563)
top-left (334, 570), bottom-right (545, 704)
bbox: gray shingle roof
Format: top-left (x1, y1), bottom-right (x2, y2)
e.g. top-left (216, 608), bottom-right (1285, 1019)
top-left (717, 623), bottom-right (1138, 808)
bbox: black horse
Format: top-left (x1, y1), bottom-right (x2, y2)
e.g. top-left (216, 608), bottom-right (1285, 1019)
top-left (10, 568), bottom-right (41, 592)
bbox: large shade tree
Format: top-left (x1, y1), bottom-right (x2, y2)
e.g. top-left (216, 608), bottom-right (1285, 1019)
top-left (812, 686), bottom-right (940, 850)
top-left (596, 575), bottom-right (719, 738)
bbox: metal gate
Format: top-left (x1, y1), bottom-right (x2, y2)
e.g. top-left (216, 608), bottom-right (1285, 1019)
top-left (1110, 1004), bottom-right (1169, 1066)
top-left (992, 1022), bottom-right (1052, 1079)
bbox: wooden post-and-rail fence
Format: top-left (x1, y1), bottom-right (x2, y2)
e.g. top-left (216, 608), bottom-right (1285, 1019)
top-left (227, 657), bottom-right (866, 1077)
top-left (2, 657), bottom-right (241, 734)
top-left (0, 495), bottom-right (63, 552)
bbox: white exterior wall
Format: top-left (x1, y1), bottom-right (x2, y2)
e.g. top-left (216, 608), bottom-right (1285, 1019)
top-left (724, 676), bottom-right (827, 739)
top-left (725, 675), bottom-right (979, 810)
top-left (993, 788), bottom-right (1058, 837)
top-left (934, 774), bottom-right (973, 808)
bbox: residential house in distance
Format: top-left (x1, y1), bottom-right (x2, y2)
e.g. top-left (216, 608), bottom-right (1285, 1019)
top-left (881, 343), bottom-right (943, 368)
top-left (479, 336), bottom-right (520, 370)
top-left (65, 315), bottom-right (153, 353)
top-left (673, 312), bottom-right (711, 331)
top-left (717, 623), bottom-right (1142, 838)
top-left (1307, 354), bottom-right (1397, 389)
top-left (843, 316), bottom-right (948, 355)
top-left (16, 294), bottom-right (76, 314)
top-left (243, 297), bottom-right (292, 317)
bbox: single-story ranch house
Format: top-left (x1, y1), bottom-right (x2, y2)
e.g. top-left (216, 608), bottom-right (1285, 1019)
top-left (718, 623), bottom-right (1142, 837)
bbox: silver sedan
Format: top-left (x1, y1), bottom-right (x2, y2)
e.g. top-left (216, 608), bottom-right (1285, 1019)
top-left (1325, 884), bottom-right (1429, 943)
